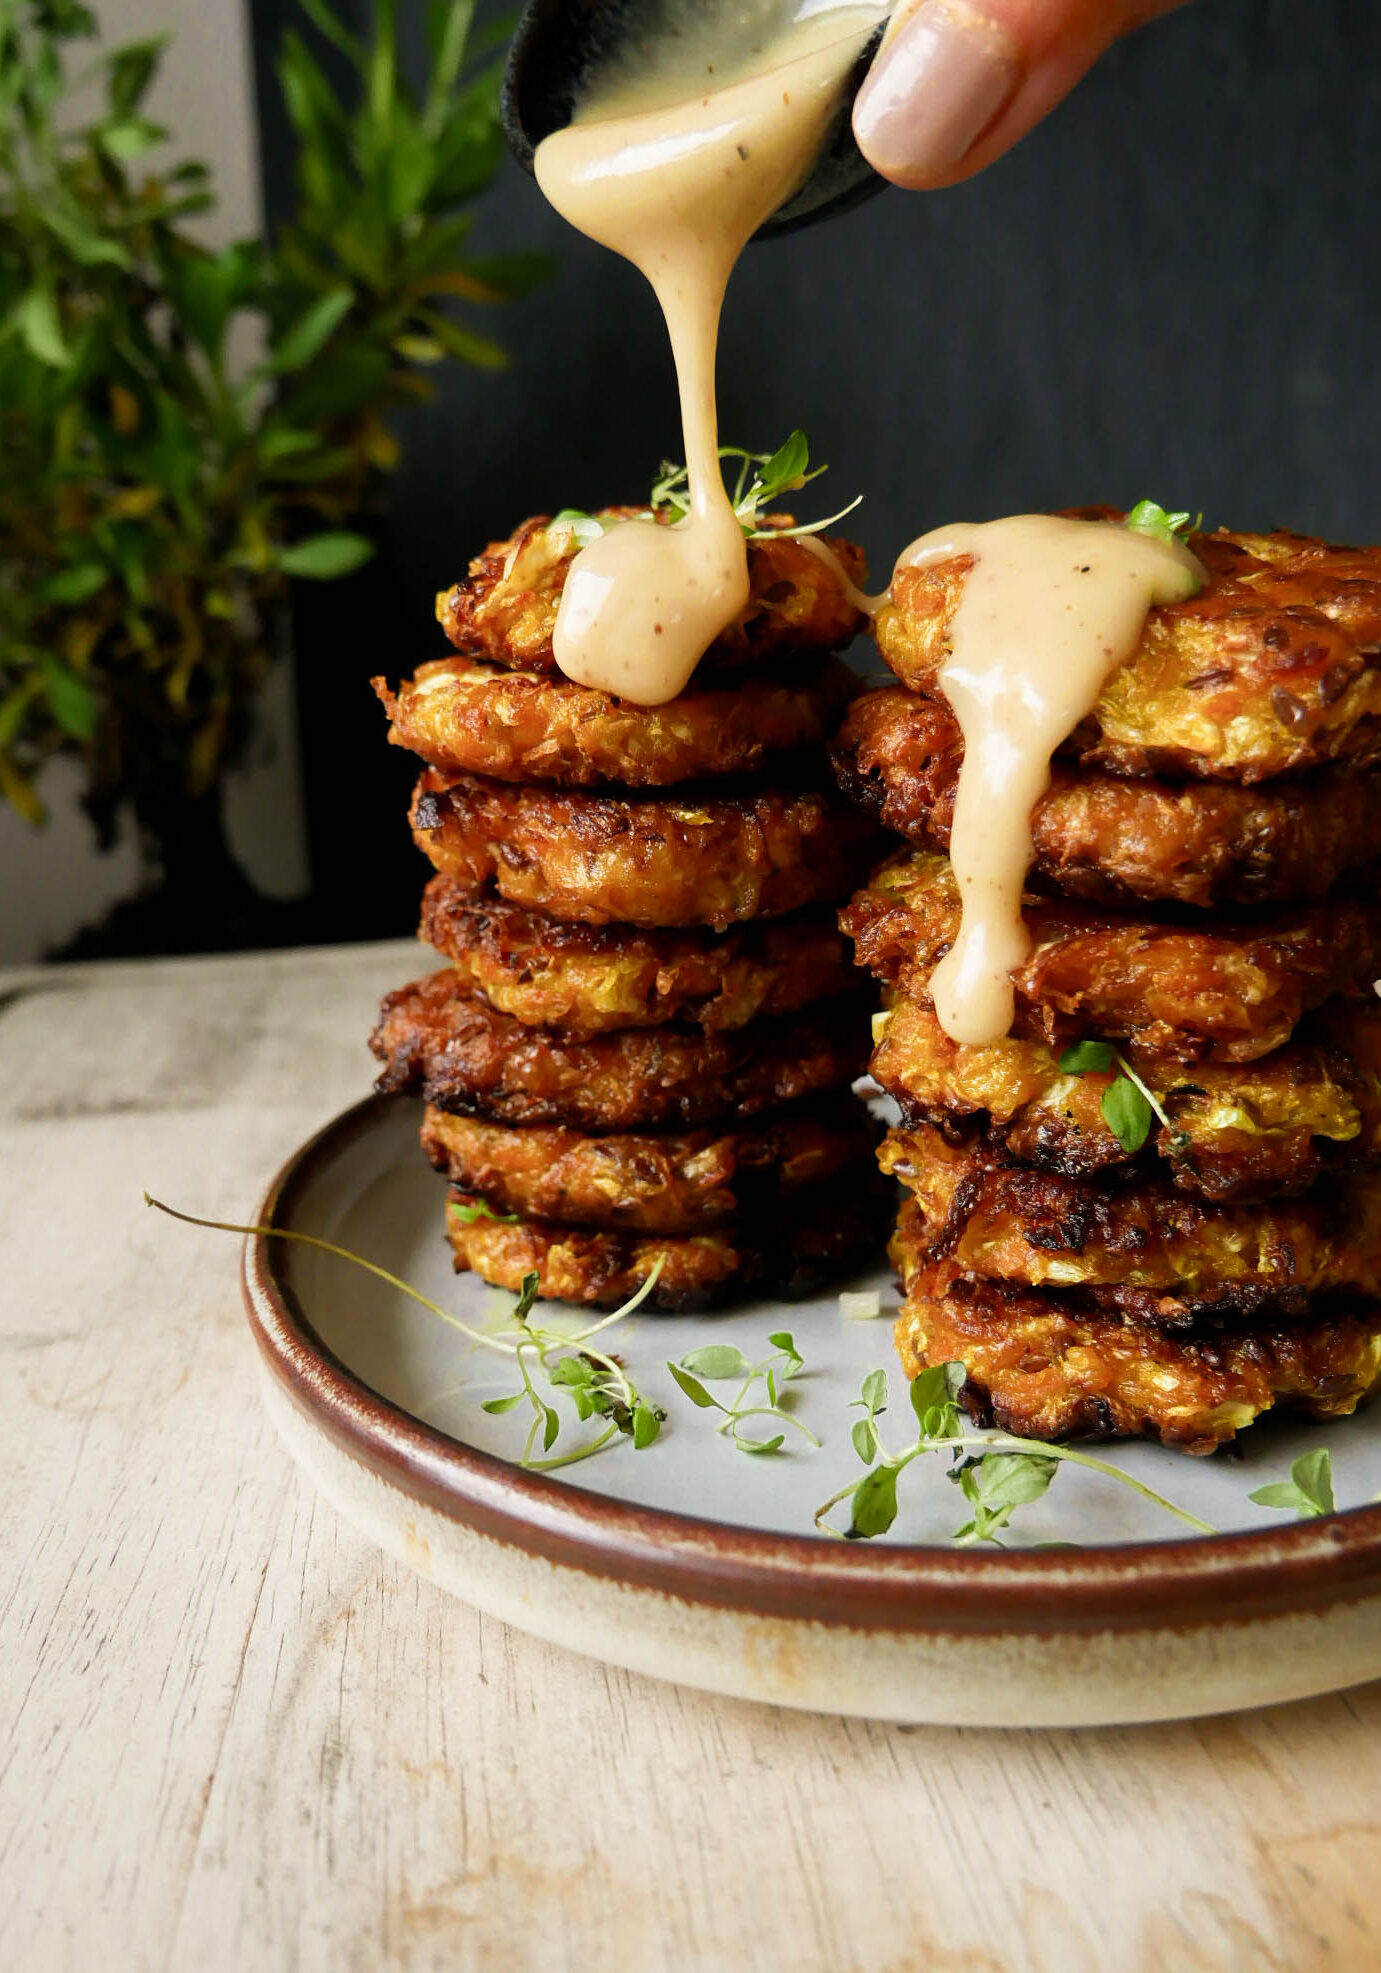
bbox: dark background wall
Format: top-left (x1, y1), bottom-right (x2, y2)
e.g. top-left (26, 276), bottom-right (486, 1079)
top-left (248, 0), bottom-right (1381, 939)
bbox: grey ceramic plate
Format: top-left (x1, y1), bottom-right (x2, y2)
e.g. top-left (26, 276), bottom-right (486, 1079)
top-left (242, 1094), bottom-right (1381, 1726)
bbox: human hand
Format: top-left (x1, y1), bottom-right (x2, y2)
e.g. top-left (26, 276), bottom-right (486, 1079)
top-left (852, 0), bottom-right (1188, 190)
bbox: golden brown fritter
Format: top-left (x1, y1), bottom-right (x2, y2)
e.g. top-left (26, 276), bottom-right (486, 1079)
top-left (411, 770), bottom-right (879, 930)
top-left (874, 519), bottom-right (1381, 784)
top-left (420, 882), bottom-right (859, 1037)
top-left (376, 653), bottom-right (857, 789)
top-left (371, 971), bottom-right (870, 1130)
top-left (843, 849), bottom-right (1381, 1065)
top-left (891, 1252), bottom-right (1381, 1453)
top-left (883, 1128), bottom-right (1381, 1300)
top-left (436, 511), bottom-right (867, 674)
top-left (832, 685), bottom-right (1381, 908)
top-left (447, 1172), bottom-right (892, 1309)
top-left (869, 996), bottom-right (1381, 1201)
top-left (421, 1099), bottom-right (878, 1235)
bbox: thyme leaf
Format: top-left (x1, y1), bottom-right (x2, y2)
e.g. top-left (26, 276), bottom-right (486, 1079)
top-left (667, 1328), bottom-right (817, 1457)
top-left (1249, 1448), bottom-right (1336, 1519)
top-left (1059, 1040), bottom-right (1192, 1158)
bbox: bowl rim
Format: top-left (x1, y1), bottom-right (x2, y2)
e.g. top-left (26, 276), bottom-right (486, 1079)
top-left (241, 1093), bottom-right (1381, 1639)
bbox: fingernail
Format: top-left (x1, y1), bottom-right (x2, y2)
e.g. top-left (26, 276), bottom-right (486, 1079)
top-left (853, 1), bottom-right (1020, 187)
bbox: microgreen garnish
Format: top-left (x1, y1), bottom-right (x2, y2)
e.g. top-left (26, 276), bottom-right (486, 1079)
top-left (547, 431), bottom-right (861, 550)
top-left (478, 1265), bottom-right (667, 1465)
top-left (815, 1363), bottom-right (1215, 1544)
top-left (549, 506), bottom-right (607, 549)
top-left (450, 1197), bottom-right (520, 1225)
top-left (652, 430), bottom-right (862, 541)
top-left (1249, 1448), bottom-right (1336, 1520)
top-left (1125, 499), bottom-right (1202, 545)
top-left (1059, 1039), bottom-right (1192, 1159)
top-left (667, 1330), bottom-right (818, 1455)
top-left (144, 1195), bottom-right (665, 1471)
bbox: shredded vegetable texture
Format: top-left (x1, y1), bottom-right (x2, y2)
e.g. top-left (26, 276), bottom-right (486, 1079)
top-left (147, 1196), bottom-right (1347, 1539)
top-left (550, 429), bottom-right (861, 548)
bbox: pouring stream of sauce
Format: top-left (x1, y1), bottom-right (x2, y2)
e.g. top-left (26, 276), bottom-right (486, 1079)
top-left (531, 19), bottom-right (1205, 1049)
top-left (897, 515), bottom-right (1204, 1045)
top-left (534, 7), bottom-right (885, 705)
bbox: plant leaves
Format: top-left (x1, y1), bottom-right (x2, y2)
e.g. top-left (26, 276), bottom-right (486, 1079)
top-left (108, 36), bottom-right (167, 117)
top-left (851, 1417), bottom-right (876, 1466)
top-left (847, 1463), bottom-right (899, 1539)
top-left (632, 1403), bottom-right (661, 1450)
top-left (1250, 1448), bottom-right (1335, 1519)
top-left (667, 1363), bottom-right (719, 1410)
top-left (18, 286), bottom-right (70, 368)
top-left (1059, 1039), bottom-right (1116, 1075)
top-left (99, 115), bottom-right (168, 160)
top-left (860, 1368), bottom-right (888, 1417)
top-left (39, 657), bottom-right (98, 739)
top-left (277, 531), bottom-right (374, 579)
top-left (481, 1392), bottom-right (525, 1414)
top-left (39, 564), bottom-right (107, 605)
top-left (270, 286), bottom-right (354, 374)
top-left (736, 1434), bottom-right (785, 1456)
top-left (542, 1405), bottom-right (560, 1453)
top-left (909, 1362), bottom-right (964, 1440)
top-left (967, 1452), bottom-right (1060, 1513)
top-left (760, 428), bottom-right (809, 491)
top-left (1101, 1074), bottom-right (1153, 1155)
top-left (548, 1356), bottom-right (596, 1388)
top-left (678, 1344), bottom-right (751, 1381)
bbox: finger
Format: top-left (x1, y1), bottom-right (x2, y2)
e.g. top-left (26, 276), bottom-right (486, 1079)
top-left (852, 0), bottom-right (1189, 192)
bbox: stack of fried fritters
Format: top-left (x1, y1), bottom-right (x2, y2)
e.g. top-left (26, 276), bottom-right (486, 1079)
top-left (831, 520), bottom-right (1381, 1451)
top-left (370, 511), bottom-right (888, 1308)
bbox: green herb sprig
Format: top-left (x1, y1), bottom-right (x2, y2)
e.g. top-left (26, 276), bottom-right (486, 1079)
top-left (144, 1195), bottom-right (663, 1471)
top-left (551, 430), bottom-right (861, 552)
top-left (1059, 1039), bottom-right (1192, 1158)
top-left (654, 430), bottom-right (862, 540)
top-left (816, 1364), bottom-right (1215, 1544)
top-left (479, 1267), bottom-right (666, 1466)
top-left (1249, 1448), bottom-right (1336, 1520)
top-left (1125, 499), bottom-right (1203, 546)
top-left (667, 1331), bottom-right (818, 1456)
top-left (450, 1196), bottom-right (520, 1225)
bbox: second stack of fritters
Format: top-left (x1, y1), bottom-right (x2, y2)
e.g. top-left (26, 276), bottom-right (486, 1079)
top-left (832, 517), bottom-right (1381, 1450)
top-left (371, 509), bottom-right (888, 1308)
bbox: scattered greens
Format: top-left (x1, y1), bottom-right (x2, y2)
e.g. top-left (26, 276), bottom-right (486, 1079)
top-left (668, 1331), bottom-right (817, 1455)
top-left (815, 1363), bottom-right (1216, 1545)
top-left (653, 430), bottom-right (862, 540)
top-left (478, 1268), bottom-right (666, 1467)
top-left (550, 429), bottom-right (861, 550)
top-left (1125, 499), bottom-right (1203, 546)
top-left (144, 1195), bottom-right (663, 1472)
top-left (1059, 1039), bottom-right (1192, 1159)
top-left (150, 1195), bottom-right (1364, 1542)
top-left (449, 1197), bottom-right (520, 1225)
top-left (1249, 1448), bottom-right (1336, 1520)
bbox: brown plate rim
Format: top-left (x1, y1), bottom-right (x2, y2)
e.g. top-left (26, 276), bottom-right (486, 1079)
top-left (241, 1093), bottom-right (1381, 1639)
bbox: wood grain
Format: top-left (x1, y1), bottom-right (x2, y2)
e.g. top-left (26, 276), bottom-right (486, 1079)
top-left (2, 944), bottom-right (1378, 1972)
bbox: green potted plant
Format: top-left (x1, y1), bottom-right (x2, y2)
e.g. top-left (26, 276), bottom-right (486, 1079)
top-left (0, 0), bottom-right (545, 951)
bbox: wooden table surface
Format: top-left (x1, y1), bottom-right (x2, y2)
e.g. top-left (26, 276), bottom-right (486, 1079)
top-left (3, 942), bottom-right (1379, 1973)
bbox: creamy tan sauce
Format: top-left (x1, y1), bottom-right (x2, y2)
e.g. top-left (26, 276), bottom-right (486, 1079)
top-left (897, 515), bottom-right (1204, 1045)
top-left (534, 8), bottom-right (884, 704)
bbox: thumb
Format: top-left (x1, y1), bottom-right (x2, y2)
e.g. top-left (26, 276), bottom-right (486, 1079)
top-left (852, 0), bottom-right (1188, 191)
